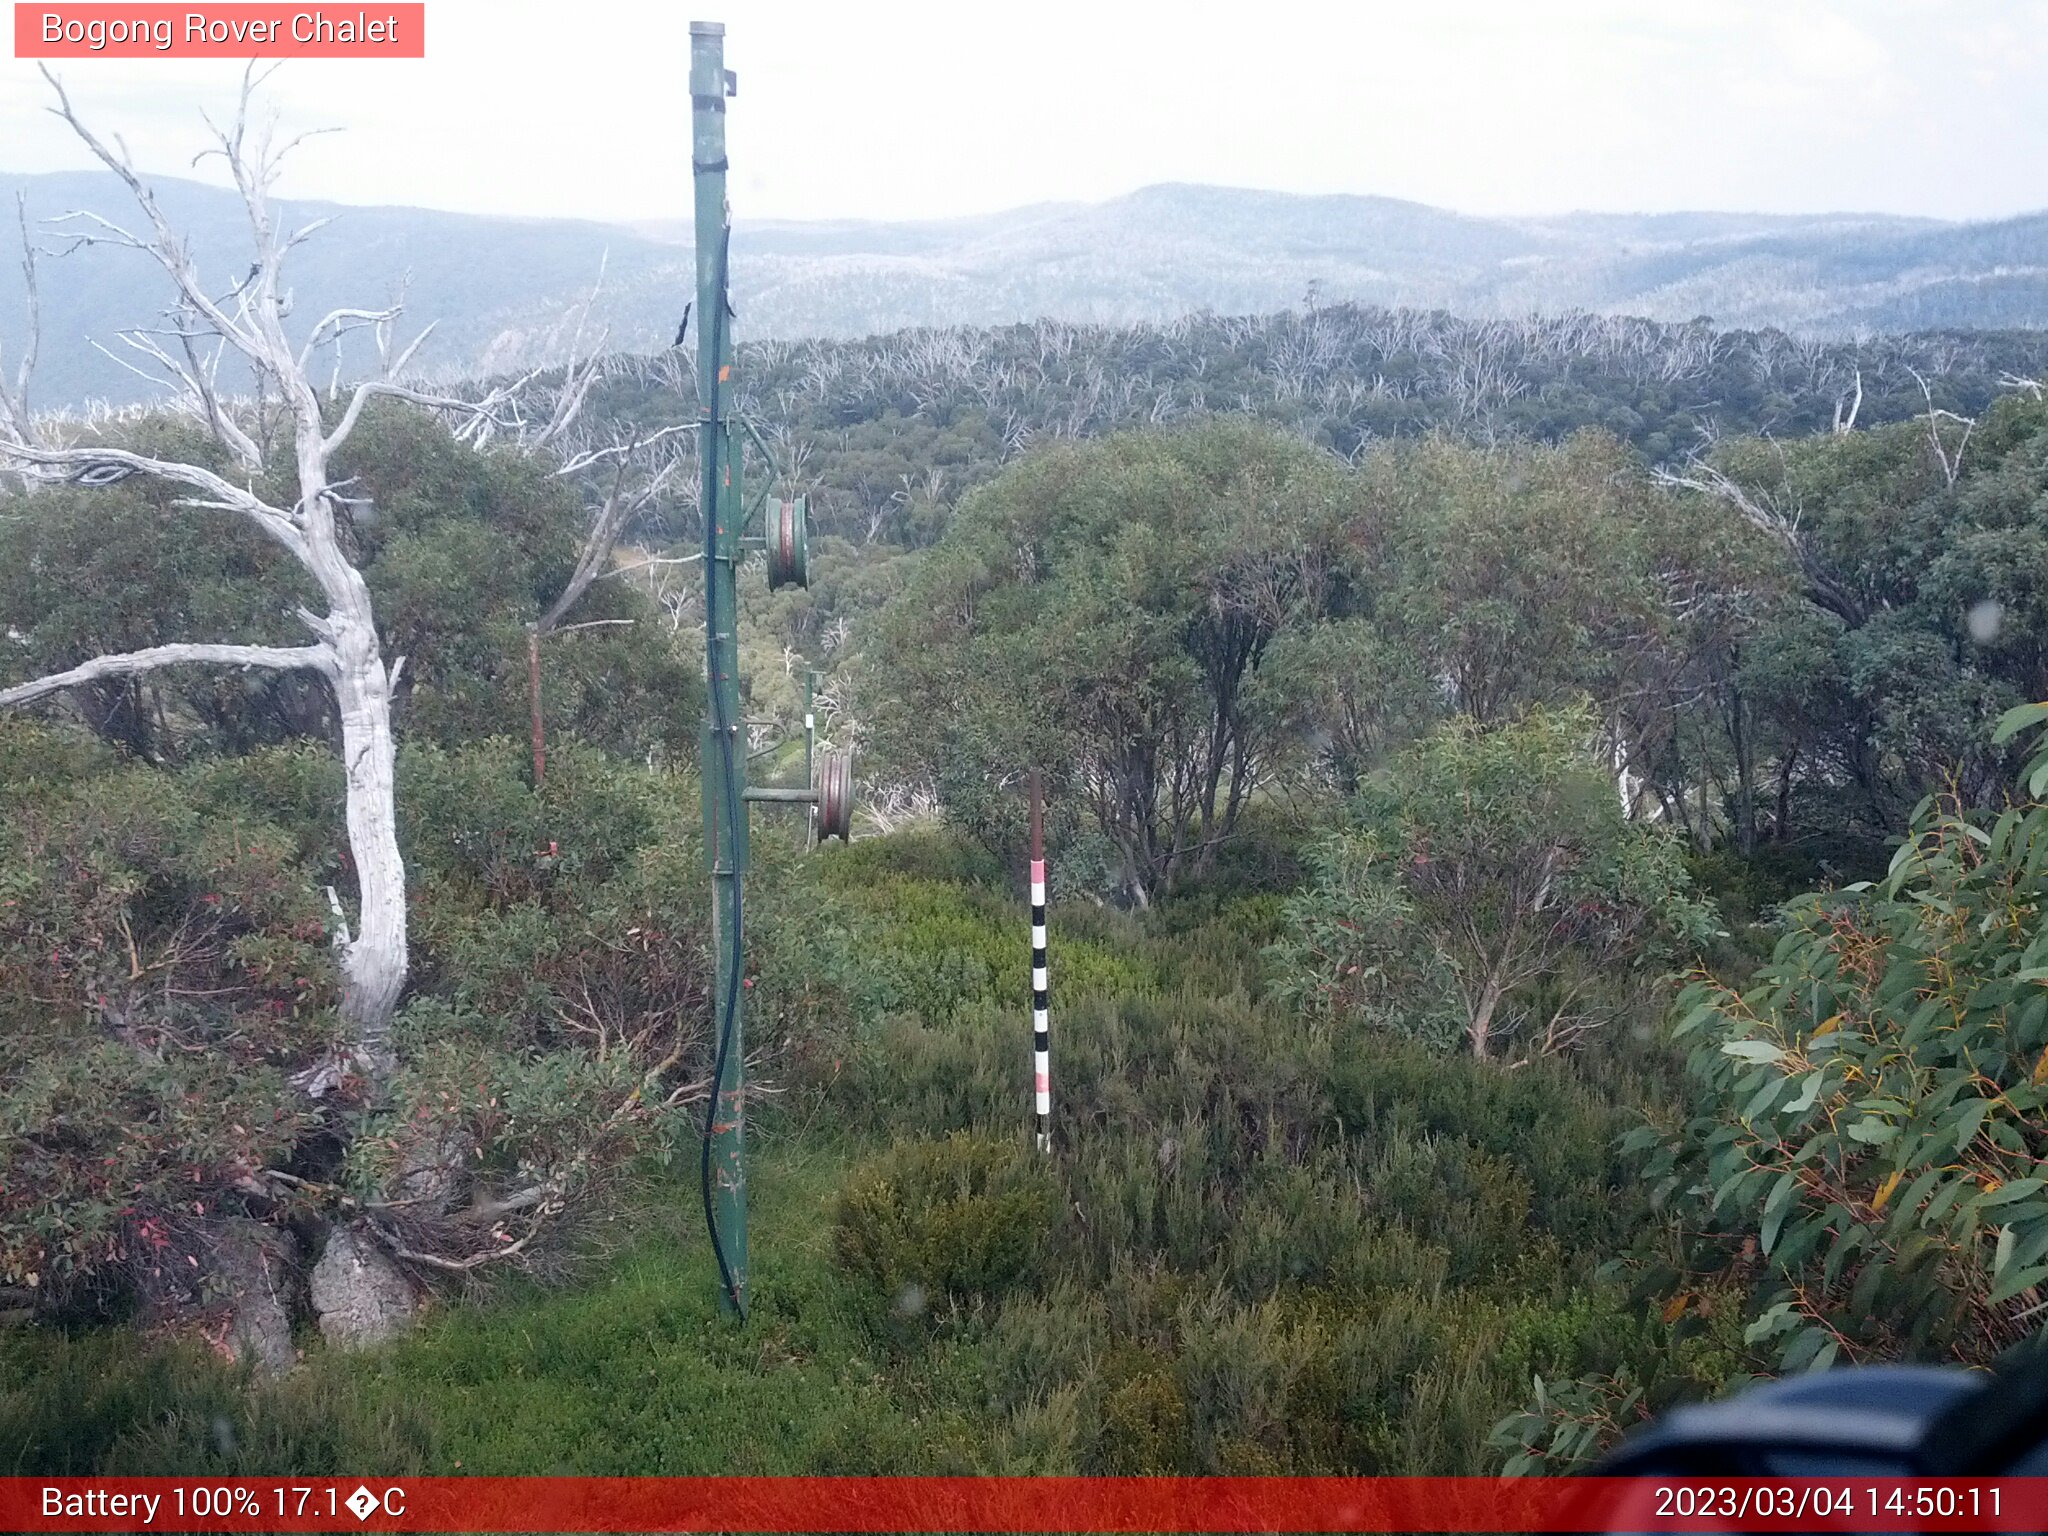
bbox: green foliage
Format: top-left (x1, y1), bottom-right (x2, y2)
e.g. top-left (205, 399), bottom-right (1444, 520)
top-left (726, 389), bottom-right (2048, 995)
top-left (1363, 433), bottom-right (1673, 727)
top-left (1502, 711), bottom-right (2048, 1471)
top-left (1259, 617), bottom-right (1439, 792)
top-left (0, 725), bottom-right (330, 1310)
top-left (336, 404), bottom-right (700, 763)
top-left (791, 387), bottom-right (2048, 874)
top-left (834, 1134), bottom-right (1058, 1316)
top-left (814, 833), bottom-right (1160, 1028)
top-left (0, 721), bottom-right (747, 1315)
top-left (0, 1156), bottom-right (969, 1475)
top-left (0, 404), bottom-right (698, 765)
top-left (1325, 1045), bottom-right (1637, 1256)
top-left (0, 422), bottom-right (317, 758)
top-left (350, 741), bottom-right (798, 1248)
top-left (1678, 394), bottom-right (2048, 838)
top-left (592, 312), bottom-right (2048, 561)
top-left (2, 772), bottom-right (1658, 1476)
top-left (17, 304), bottom-right (2048, 1481)
top-left (1269, 708), bottom-right (1715, 1058)
top-left (1644, 715), bottom-right (2048, 1373)
top-left (799, 844), bottom-right (1653, 1470)
top-left (819, 827), bottom-right (1006, 890)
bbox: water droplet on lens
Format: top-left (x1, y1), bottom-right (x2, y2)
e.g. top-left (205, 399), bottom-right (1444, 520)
top-left (1968, 599), bottom-right (2004, 644)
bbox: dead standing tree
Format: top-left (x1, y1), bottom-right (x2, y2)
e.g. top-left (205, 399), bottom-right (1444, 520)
top-left (0, 68), bottom-right (527, 1089)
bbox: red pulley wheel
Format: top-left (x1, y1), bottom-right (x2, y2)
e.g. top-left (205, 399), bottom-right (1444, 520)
top-left (816, 750), bottom-right (854, 843)
top-left (766, 496), bottom-right (809, 591)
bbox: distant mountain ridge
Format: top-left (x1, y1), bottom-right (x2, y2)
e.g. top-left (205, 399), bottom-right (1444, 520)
top-left (1, 171), bottom-right (2043, 408)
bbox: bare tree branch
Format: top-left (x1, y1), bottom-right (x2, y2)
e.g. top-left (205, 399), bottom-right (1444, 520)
top-left (533, 432), bottom-right (692, 636)
top-left (551, 420), bottom-right (697, 478)
top-left (324, 372), bottom-right (536, 456)
top-left (0, 68), bottom-right (490, 1080)
top-left (0, 440), bottom-right (310, 558)
top-left (0, 641), bottom-right (332, 708)
top-left (1831, 366), bottom-right (1862, 435)
top-left (39, 65), bottom-right (274, 379)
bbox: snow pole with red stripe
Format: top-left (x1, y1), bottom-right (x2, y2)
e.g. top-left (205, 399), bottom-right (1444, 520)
top-left (1029, 768), bottom-right (1051, 1153)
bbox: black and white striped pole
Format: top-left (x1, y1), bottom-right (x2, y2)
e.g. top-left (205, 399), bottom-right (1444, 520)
top-left (1029, 769), bottom-right (1051, 1153)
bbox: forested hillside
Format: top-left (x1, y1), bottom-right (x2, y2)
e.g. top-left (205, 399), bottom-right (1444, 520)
top-left (7, 167), bottom-right (2048, 406)
top-left (684, 187), bottom-right (2048, 341)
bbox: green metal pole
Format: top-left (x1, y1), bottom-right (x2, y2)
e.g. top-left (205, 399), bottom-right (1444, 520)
top-left (691, 18), bottom-right (747, 1318)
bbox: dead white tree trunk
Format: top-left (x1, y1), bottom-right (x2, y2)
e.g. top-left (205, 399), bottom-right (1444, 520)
top-left (0, 67), bottom-right (526, 1089)
top-left (1831, 367), bottom-right (1862, 434)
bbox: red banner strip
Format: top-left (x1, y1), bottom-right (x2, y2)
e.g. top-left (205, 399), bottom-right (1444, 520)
top-left (14, 5), bottom-right (425, 58)
top-left (4, 1477), bottom-right (2046, 1532)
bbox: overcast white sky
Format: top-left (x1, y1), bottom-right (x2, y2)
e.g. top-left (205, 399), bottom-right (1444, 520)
top-left (2, 0), bottom-right (2044, 225)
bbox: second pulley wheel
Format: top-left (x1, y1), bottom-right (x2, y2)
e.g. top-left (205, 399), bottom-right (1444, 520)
top-left (766, 496), bottom-right (809, 590)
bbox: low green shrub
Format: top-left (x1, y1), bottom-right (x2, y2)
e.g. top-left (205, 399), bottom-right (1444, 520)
top-left (834, 1133), bottom-right (1058, 1319)
top-left (1328, 1042), bottom-right (1636, 1256)
top-left (0, 738), bottom-right (332, 1315)
top-left (831, 875), bottom-right (1160, 1025)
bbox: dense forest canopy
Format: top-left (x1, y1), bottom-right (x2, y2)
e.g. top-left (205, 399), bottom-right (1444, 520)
top-left (587, 306), bottom-right (2048, 549)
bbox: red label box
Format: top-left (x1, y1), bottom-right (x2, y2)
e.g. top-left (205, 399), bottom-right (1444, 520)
top-left (14, 4), bottom-right (425, 57)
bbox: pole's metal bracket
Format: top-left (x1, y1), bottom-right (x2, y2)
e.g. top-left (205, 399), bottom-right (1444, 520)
top-left (742, 785), bottom-right (819, 804)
